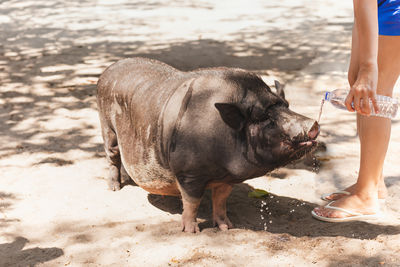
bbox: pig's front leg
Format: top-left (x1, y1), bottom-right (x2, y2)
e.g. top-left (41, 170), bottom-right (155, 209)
top-left (181, 196), bottom-right (201, 233)
top-left (212, 183), bottom-right (233, 231)
top-left (177, 176), bottom-right (206, 233)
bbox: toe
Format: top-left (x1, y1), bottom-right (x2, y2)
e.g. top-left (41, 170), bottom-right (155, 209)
top-left (314, 206), bottom-right (332, 217)
top-left (325, 195), bottom-right (333, 201)
top-left (326, 193), bottom-right (340, 201)
top-left (313, 206), bottom-right (324, 215)
top-left (314, 205), bottom-right (348, 219)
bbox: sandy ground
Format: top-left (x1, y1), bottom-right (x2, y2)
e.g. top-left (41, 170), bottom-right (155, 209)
top-left (1, 0), bottom-right (400, 266)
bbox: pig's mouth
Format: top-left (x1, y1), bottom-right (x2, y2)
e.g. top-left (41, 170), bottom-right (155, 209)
top-left (287, 139), bottom-right (318, 159)
top-left (288, 121), bottom-right (320, 159)
top-left (298, 140), bottom-right (318, 147)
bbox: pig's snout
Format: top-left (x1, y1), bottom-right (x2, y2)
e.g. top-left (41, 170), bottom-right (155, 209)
top-left (307, 121), bottom-right (320, 140)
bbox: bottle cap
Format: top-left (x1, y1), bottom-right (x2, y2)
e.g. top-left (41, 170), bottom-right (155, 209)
top-left (324, 92), bottom-right (330, 101)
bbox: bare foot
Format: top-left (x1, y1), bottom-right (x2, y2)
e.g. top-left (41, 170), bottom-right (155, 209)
top-left (314, 194), bottom-right (380, 219)
top-left (323, 183), bottom-right (388, 201)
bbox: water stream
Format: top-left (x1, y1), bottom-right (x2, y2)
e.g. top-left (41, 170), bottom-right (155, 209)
top-left (317, 98), bottom-right (325, 124)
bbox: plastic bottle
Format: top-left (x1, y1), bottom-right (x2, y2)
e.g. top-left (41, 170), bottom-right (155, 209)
top-left (324, 89), bottom-right (398, 119)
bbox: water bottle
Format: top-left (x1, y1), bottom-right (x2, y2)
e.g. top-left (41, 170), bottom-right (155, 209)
top-left (324, 89), bottom-right (398, 119)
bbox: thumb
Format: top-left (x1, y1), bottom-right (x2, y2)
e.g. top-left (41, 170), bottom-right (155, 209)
top-left (345, 91), bottom-right (355, 112)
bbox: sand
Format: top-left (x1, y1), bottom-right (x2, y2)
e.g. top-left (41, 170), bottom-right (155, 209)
top-left (1, 0), bottom-right (400, 266)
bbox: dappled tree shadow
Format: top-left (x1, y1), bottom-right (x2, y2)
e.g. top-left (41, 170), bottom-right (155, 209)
top-left (0, 237), bottom-right (63, 266)
top-left (0, 36), bottom-right (353, 169)
top-left (0, 192), bottom-right (20, 228)
top-left (0, 3), bottom-right (353, 155)
top-left (1, 1), bottom-right (399, 265)
top-left (327, 254), bottom-right (395, 267)
top-left (0, 0), bottom-right (356, 174)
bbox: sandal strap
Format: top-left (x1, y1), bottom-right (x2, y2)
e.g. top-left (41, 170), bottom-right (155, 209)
top-left (331, 190), bottom-right (351, 196)
top-left (325, 201), bottom-right (364, 216)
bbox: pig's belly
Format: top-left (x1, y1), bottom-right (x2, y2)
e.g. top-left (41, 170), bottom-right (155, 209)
top-left (120, 146), bottom-right (180, 196)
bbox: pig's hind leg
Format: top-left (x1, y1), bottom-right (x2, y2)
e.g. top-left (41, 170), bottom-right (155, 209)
top-left (101, 124), bottom-right (122, 191)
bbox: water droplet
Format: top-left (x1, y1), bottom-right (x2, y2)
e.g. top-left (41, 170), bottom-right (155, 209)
top-left (259, 199), bottom-right (271, 231)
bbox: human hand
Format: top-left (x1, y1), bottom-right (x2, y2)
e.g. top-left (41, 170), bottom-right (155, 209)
top-left (345, 64), bottom-right (379, 115)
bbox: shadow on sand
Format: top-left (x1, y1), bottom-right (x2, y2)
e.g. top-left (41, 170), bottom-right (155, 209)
top-left (148, 183), bottom-right (400, 240)
top-left (0, 237), bottom-right (63, 266)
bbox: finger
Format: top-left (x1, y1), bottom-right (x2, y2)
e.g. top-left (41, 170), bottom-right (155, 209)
top-left (345, 92), bottom-right (355, 112)
top-left (364, 90), bottom-right (374, 115)
top-left (358, 98), bottom-right (366, 115)
top-left (361, 97), bottom-right (371, 115)
top-left (360, 90), bottom-right (371, 115)
top-left (353, 95), bottom-right (362, 114)
top-left (369, 92), bottom-right (379, 113)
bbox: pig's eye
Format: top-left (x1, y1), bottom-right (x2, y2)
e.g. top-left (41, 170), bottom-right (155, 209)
top-left (249, 106), bottom-right (268, 122)
top-left (267, 102), bottom-right (281, 110)
top-left (252, 114), bottom-right (268, 123)
top-left (260, 118), bottom-right (274, 128)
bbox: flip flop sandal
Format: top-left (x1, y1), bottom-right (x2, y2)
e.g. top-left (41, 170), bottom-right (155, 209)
top-left (311, 201), bottom-right (381, 223)
top-left (321, 191), bottom-right (387, 207)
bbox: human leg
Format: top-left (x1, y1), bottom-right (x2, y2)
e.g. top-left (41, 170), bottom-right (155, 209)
top-left (322, 24), bottom-right (388, 202)
top-left (314, 35), bottom-right (400, 219)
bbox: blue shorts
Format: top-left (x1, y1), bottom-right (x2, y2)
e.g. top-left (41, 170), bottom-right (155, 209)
top-left (378, 0), bottom-right (400, 36)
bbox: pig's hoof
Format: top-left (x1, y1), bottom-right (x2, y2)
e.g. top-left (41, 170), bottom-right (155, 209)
top-left (108, 180), bottom-right (121, 191)
top-left (181, 221), bottom-right (200, 233)
top-left (213, 217), bottom-right (233, 231)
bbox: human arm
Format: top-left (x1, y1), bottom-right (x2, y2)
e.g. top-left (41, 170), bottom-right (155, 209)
top-left (345, 0), bottom-right (380, 115)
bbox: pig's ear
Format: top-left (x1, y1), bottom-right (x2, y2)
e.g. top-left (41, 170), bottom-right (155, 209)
top-left (274, 80), bottom-right (285, 99)
top-left (215, 103), bottom-right (246, 131)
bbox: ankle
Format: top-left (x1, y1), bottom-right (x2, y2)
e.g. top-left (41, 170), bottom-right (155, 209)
top-left (354, 179), bottom-right (379, 196)
top-left (352, 190), bottom-right (379, 203)
top-left (378, 180), bottom-right (387, 189)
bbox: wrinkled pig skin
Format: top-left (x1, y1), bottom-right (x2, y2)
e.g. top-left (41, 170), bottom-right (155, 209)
top-left (97, 57), bottom-right (319, 233)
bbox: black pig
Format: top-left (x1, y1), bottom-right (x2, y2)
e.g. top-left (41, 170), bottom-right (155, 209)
top-left (97, 58), bottom-right (319, 232)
